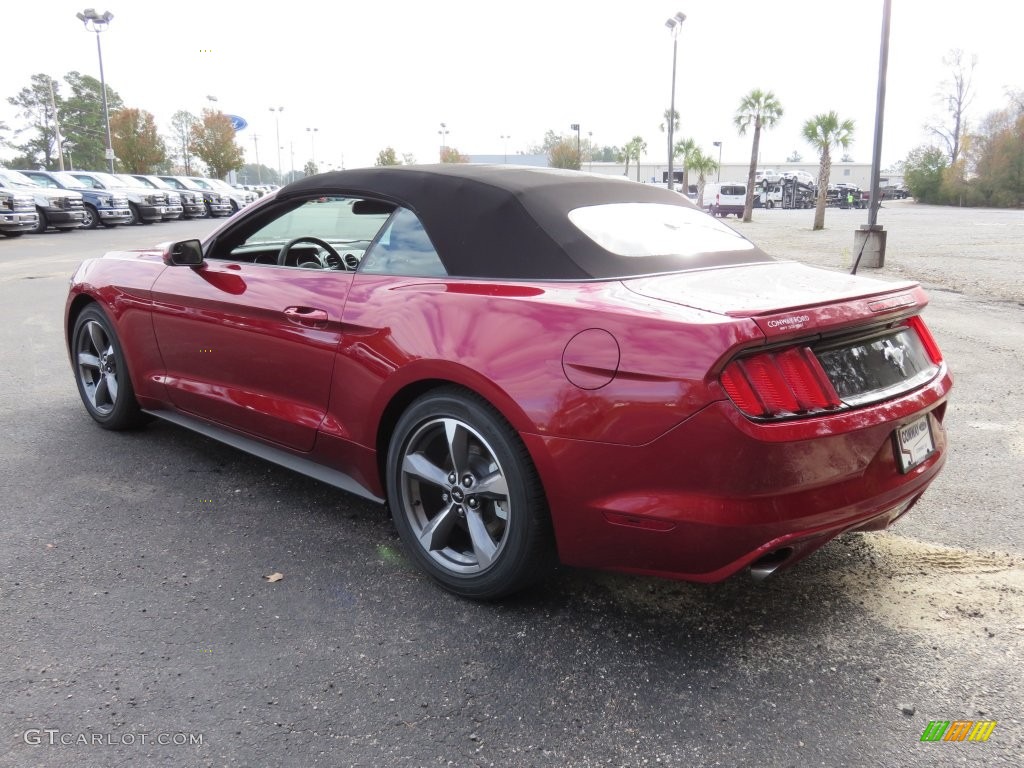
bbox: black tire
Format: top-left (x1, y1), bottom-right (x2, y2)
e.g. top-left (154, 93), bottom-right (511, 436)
top-left (32, 208), bottom-right (48, 234)
top-left (81, 204), bottom-right (99, 230)
top-left (766, 200), bottom-right (774, 210)
top-left (71, 304), bottom-right (148, 430)
top-left (126, 203), bottom-right (142, 225)
top-left (386, 387), bottom-right (555, 599)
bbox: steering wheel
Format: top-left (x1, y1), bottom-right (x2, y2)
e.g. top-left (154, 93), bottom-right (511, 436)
top-left (277, 236), bottom-right (344, 268)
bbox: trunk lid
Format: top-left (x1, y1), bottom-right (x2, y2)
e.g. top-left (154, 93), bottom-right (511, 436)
top-left (623, 261), bottom-right (926, 339)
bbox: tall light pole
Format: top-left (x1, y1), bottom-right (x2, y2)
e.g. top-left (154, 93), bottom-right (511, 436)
top-left (588, 131), bottom-right (593, 171)
top-left (665, 11), bottom-right (686, 190)
top-left (500, 134), bottom-right (511, 164)
top-left (713, 140), bottom-right (722, 182)
top-left (438, 122), bottom-right (448, 161)
top-left (251, 134), bottom-right (261, 183)
top-left (570, 123), bottom-right (581, 167)
top-left (76, 8), bottom-right (115, 173)
top-left (306, 127), bottom-right (318, 169)
top-left (269, 107), bottom-right (283, 185)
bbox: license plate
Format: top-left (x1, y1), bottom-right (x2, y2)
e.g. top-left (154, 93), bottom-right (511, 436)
top-left (894, 416), bottom-right (935, 473)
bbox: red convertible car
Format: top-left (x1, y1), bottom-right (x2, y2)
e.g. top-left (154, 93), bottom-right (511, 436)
top-left (66, 165), bottom-right (951, 598)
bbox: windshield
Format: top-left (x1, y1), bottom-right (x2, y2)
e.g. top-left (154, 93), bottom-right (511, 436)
top-left (189, 178), bottom-right (213, 190)
top-left (113, 174), bottom-right (146, 188)
top-left (52, 172), bottom-right (88, 188)
top-left (79, 171), bottom-right (124, 188)
top-left (0, 169), bottom-right (40, 187)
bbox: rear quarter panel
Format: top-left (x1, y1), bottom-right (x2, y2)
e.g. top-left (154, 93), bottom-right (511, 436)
top-left (331, 275), bottom-right (764, 449)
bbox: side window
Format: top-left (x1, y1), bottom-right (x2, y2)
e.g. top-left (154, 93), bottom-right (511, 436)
top-left (359, 207), bottom-right (447, 277)
top-left (213, 196), bottom-right (393, 267)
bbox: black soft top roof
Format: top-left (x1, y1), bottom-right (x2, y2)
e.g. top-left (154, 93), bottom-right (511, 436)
top-left (283, 165), bottom-right (769, 280)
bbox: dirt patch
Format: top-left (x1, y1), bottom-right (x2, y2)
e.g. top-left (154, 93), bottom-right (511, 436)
top-left (837, 532), bottom-right (1024, 638)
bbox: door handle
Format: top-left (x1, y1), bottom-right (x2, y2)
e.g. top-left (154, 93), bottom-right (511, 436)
top-left (283, 306), bottom-right (329, 324)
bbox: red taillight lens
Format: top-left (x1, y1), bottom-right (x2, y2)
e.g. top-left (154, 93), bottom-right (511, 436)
top-left (721, 347), bottom-right (841, 418)
top-left (906, 315), bottom-right (943, 364)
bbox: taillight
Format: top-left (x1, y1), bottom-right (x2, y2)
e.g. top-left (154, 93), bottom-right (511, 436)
top-left (905, 315), bottom-right (943, 364)
top-left (721, 346), bottom-right (841, 418)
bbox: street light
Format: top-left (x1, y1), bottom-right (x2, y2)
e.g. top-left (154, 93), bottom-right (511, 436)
top-left (438, 122), bottom-right (448, 160)
top-left (269, 106), bottom-right (284, 184)
top-left (570, 123), bottom-right (581, 167)
top-left (500, 134), bottom-right (511, 164)
top-left (588, 131), bottom-right (593, 171)
top-left (713, 140), bottom-right (722, 182)
top-left (75, 8), bottom-right (115, 173)
top-left (665, 11), bottom-right (686, 191)
top-left (251, 134), bottom-right (261, 183)
top-left (306, 127), bottom-right (318, 168)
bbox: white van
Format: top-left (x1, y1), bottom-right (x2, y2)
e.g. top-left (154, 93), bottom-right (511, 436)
top-left (703, 182), bottom-right (747, 218)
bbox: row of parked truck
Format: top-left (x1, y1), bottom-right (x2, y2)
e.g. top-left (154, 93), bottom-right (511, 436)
top-left (0, 169), bottom-right (255, 237)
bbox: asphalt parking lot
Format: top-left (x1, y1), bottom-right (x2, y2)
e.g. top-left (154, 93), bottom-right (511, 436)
top-left (1, 203), bottom-right (1022, 767)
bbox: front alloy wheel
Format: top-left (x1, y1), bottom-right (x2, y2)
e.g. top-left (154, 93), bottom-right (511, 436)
top-left (387, 389), bottom-right (554, 599)
top-left (81, 204), bottom-right (99, 229)
top-left (72, 305), bottom-right (147, 430)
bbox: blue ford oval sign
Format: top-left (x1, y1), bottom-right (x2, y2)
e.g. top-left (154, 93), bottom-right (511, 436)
top-left (227, 115), bottom-right (248, 132)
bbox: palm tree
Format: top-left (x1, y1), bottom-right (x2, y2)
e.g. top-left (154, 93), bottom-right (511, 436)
top-left (659, 108), bottom-right (680, 134)
top-left (673, 137), bottom-right (698, 192)
top-left (686, 149), bottom-right (719, 208)
top-left (625, 136), bottom-right (647, 182)
top-left (734, 89), bottom-right (784, 222)
top-left (802, 111), bottom-right (855, 230)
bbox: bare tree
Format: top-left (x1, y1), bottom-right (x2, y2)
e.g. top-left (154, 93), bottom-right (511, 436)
top-left (928, 49), bottom-right (976, 166)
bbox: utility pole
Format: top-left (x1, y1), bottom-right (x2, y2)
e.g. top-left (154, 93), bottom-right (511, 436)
top-left (47, 77), bottom-right (65, 171)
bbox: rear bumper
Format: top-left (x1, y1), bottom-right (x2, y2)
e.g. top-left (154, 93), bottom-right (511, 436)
top-left (525, 367), bottom-right (952, 582)
top-left (709, 205), bottom-right (744, 217)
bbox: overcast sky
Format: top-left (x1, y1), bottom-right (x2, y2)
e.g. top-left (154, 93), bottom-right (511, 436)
top-left (3, 0), bottom-right (1020, 174)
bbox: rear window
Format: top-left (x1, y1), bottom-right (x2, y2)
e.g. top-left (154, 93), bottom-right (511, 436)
top-left (568, 203), bottom-right (755, 259)
top-left (721, 185), bottom-right (746, 196)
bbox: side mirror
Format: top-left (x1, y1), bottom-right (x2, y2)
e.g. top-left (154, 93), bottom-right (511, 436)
top-left (165, 239), bottom-right (204, 266)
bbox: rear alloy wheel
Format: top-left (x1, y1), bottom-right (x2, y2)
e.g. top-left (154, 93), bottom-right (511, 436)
top-left (387, 388), bottom-right (555, 599)
top-left (71, 305), bottom-right (148, 430)
top-left (81, 204), bottom-right (99, 229)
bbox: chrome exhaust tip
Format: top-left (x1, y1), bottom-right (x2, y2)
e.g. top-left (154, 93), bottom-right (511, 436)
top-left (750, 548), bottom-right (794, 581)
